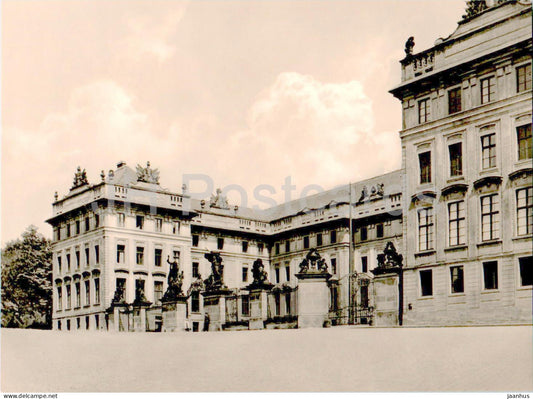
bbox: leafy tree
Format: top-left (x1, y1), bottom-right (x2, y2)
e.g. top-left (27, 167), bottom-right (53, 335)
top-left (1, 226), bottom-right (53, 329)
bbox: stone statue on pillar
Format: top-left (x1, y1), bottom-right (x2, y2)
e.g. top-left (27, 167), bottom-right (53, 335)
top-left (247, 259), bottom-right (273, 290)
top-left (162, 255), bottom-right (185, 302)
top-left (204, 252), bottom-right (226, 291)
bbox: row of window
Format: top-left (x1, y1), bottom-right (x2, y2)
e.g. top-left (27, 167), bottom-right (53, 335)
top-left (191, 235), bottom-right (265, 254)
top-left (358, 223), bottom-right (385, 242)
top-left (418, 256), bottom-right (532, 297)
top-left (57, 245), bottom-right (100, 273)
top-left (418, 187), bottom-right (532, 251)
top-left (129, 214), bottom-right (180, 234)
top-left (417, 63), bottom-right (531, 124)
top-left (116, 245), bottom-right (180, 267)
top-left (57, 277), bottom-right (100, 311)
top-left (57, 315), bottom-right (101, 331)
top-left (55, 214), bottom-right (100, 241)
top-left (417, 124), bottom-right (531, 185)
top-left (274, 231), bottom-right (338, 256)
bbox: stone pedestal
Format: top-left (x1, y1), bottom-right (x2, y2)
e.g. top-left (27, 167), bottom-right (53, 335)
top-left (162, 297), bottom-right (188, 332)
top-left (373, 273), bottom-right (400, 327)
top-left (109, 303), bottom-right (129, 332)
top-left (296, 272), bottom-right (331, 328)
top-left (132, 301), bottom-right (151, 332)
top-left (202, 289), bottom-right (231, 331)
top-left (248, 289), bottom-right (269, 330)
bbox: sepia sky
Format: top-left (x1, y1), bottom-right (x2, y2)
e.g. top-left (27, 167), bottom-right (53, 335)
top-left (2, 0), bottom-right (466, 244)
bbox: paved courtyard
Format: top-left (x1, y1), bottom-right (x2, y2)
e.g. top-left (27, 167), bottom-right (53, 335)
top-left (1, 325), bottom-right (532, 392)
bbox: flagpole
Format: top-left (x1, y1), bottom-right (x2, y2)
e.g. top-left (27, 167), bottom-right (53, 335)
top-left (348, 182), bottom-right (354, 325)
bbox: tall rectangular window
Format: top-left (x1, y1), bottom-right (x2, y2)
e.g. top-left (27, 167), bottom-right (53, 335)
top-left (94, 245), bottom-right (100, 264)
top-left (517, 124), bottom-right (532, 160)
top-left (316, 234), bottom-right (323, 246)
top-left (154, 248), bottom-right (162, 267)
top-left (75, 282), bottom-right (81, 307)
top-left (136, 247), bottom-right (144, 265)
top-left (480, 76), bottom-right (495, 104)
top-left (85, 217), bottom-right (90, 232)
top-left (450, 266), bottom-right (464, 294)
top-left (448, 87), bottom-right (462, 114)
top-left (192, 262), bottom-right (199, 278)
top-left (242, 267), bottom-right (248, 282)
top-left (516, 64), bottom-right (532, 93)
top-left (330, 230), bottom-right (337, 244)
top-left (172, 222), bottom-right (180, 234)
top-left (483, 261), bottom-right (498, 290)
top-left (285, 293), bottom-right (291, 314)
top-left (376, 223), bottom-right (384, 238)
top-left (66, 284), bottom-right (71, 308)
top-left (67, 224), bottom-right (71, 238)
top-left (361, 256), bottom-right (368, 273)
top-left (285, 262), bottom-right (291, 281)
top-left (418, 98), bottom-right (430, 123)
top-left (136, 215), bottom-right (144, 229)
top-left (274, 293), bottom-right (281, 316)
top-left (94, 214), bottom-right (100, 228)
top-left (57, 255), bottom-right (62, 273)
top-left (75, 251), bottom-right (80, 268)
top-left (303, 236), bottom-right (310, 249)
top-left (117, 245), bottom-right (125, 263)
top-left (331, 258), bottom-right (337, 274)
top-left (155, 218), bottom-right (162, 232)
top-left (481, 133), bottom-right (496, 169)
top-left (449, 142), bottom-right (463, 177)
top-left (481, 194), bottom-right (500, 241)
top-left (519, 256), bottom-right (533, 287)
top-left (217, 238), bottom-right (224, 250)
top-left (192, 234), bottom-right (199, 247)
top-left (117, 213), bottom-right (125, 227)
top-left (154, 281), bottom-right (163, 303)
top-left (191, 291), bottom-right (200, 313)
top-left (517, 187), bottom-right (533, 236)
top-left (448, 201), bottom-right (466, 246)
top-left (275, 266), bottom-right (280, 284)
top-left (285, 240), bottom-right (290, 253)
top-left (115, 278), bottom-right (126, 302)
top-left (360, 227), bottom-right (368, 241)
top-left (76, 220), bottom-right (80, 235)
top-left (257, 243), bottom-right (264, 254)
top-left (418, 208), bottom-right (434, 251)
top-left (57, 286), bottom-right (62, 310)
top-left (242, 241), bottom-right (249, 253)
top-left (419, 151), bottom-right (431, 184)
top-left (85, 280), bottom-right (90, 305)
top-left (94, 278), bottom-right (100, 304)
top-left (85, 247), bottom-right (90, 266)
top-left (66, 253), bottom-right (71, 271)
top-left (241, 295), bottom-right (250, 316)
top-left (420, 269), bottom-right (433, 297)
top-left (275, 243), bottom-right (280, 255)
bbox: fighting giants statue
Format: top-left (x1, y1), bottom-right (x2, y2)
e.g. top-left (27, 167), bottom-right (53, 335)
top-left (162, 255), bottom-right (185, 302)
top-left (373, 241), bottom-right (403, 275)
top-left (204, 252), bottom-right (227, 291)
top-left (247, 259), bottom-right (273, 290)
top-left (298, 248), bottom-right (329, 274)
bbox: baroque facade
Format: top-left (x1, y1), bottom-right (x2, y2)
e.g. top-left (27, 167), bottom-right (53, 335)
top-left (46, 0), bottom-right (531, 331)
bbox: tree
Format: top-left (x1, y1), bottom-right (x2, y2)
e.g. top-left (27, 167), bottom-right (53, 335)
top-left (1, 226), bottom-right (53, 329)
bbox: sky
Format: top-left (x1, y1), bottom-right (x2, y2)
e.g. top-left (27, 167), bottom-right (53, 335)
top-left (1, 0), bottom-right (466, 244)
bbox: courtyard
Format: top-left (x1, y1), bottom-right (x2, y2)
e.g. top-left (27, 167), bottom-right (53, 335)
top-left (1, 325), bottom-right (532, 392)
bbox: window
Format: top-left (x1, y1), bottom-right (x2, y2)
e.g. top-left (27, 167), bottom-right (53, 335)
top-left (192, 322), bottom-right (199, 332)
top-left (420, 269), bottom-right (433, 297)
top-left (481, 194), bottom-right (500, 241)
top-left (285, 262), bottom-right (291, 281)
top-left (483, 261), bottom-right (498, 290)
top-left (191, 291), bottom-right (200, 313)
top-left (450, 266), bottom-right (464, 294)
top-left (136, 247), bottom-right (144, 265)
top-left (94, 245), bottom-right (100, 264)
top-left (517, 124), bottom-right (532, 160)
top-left (172, 222), bottom-right (180, 234)
top-left (94, 214), bottom-right (100, 228)
top-left (85, 316), bottom-right (89, 330)
top-left (449, 143), bottom-right (463, 177)
top-left (241, 295), bottom-right (250, 316)
top-left (57, 255), bottom-right (62, 273)
top-left (303, 236), bottom-right (309, 249)
top-left (517, 187), bottom-right (533, 236)
top-left (192, 262), bottom-right (199, 278)
top-left (242, 241), bottom-right (249, 253)
top-left (94, 278), bottom-right (100, 304)
top-left (95, 315), bottom-right (99, 330)
top-left (67, 224), bottom-right (71, 238)
top-left (376, 223), bottom-right (384, 238)
top-left (117, 244), bottom-right (125, 263)
top-left (136, 215), bottom-right (144, 229)
top-left (75, 282), bottom-right (81, 307)
top-left (418, 98), bottom-right (430, 123)
top-left (516, 64), bottom-right (531, 93)
top-left (418, 208), bottom-right (434, 251)
top-left (330, 287), bottom-right (339, 311)
top-left (66, 319), bottom-right (71, 331)
top-left (85, 217), bottom-right (90, 232)
top-left (331, 258), bottom-right (337, 275)
top-left (192, 234), bottom-right (199, 247)
top-left (448, 87), bottom-right (462, 114)
top-left (330, 230), bottom-right (337, 244)
top-left (285, 293), bottom-right (291, 314)
top-left (57, 286), bottom-right (62, 310)
top-left (480, 76), bottom-right (495, 104)
top-left (117, 213), bottom-right (125, 227)
top-left (173, 250), bottom-right (180, 261)
top-left (66, 253), bottom-right (71, 271)
top-left (75, 250), bottom-right (80, 268)
top-left (361, 256), bottom-right (368, 273)
top-left (360, 227), bottom-right (368, 241)
top-left (285, 241), bottom-right (290, 253)
top-left (85, 247), bottom-right (90, 266)
top-left (57, 227), bottom-right (61, 241)
top-left (217, 238), bottom-right (224, 250)
top-left (419, 151), bottom-right (431, 184)
top-left (85, 280), bottom-right (90, 305)
top-left (154, 281), bottom-right (164, 303)
top-left (76, 220), bottom-right (80, 235)
top-left (481, 133), bottom-right (496, 169)
top-left (360, 286), bottom-right (369, 308)
top-left (519, 256), bottom-right (533, 287)
top-left (242, 267), bottom-right (248, 282)
top-left (448, 201), bottom-right (466, 246)
top-left (154, 249), bottom-right (162, 267)
top-left (274, 293), bottom-right (281, 316)
top-left (155, 218), bottom-right (162, 232)
top-left (275, 266), bottom-right (280, 284)
top-left (115, 278), bottom-right (126, 302)
top-left (135, 279), bottom-right (145, 301)
top-left (66, 284), bottom-right (71, 308)
top-left (258, 243), bottom-right (264, 254)
top-left (316, 234), bottom-right (323, 246)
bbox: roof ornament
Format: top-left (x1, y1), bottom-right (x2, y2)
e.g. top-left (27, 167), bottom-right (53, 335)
top-left (357, 183), bottom-right (384, 203)
top-left (404, 36), bottom-right (415, 60)
top-left (209, 188), bottom-right (230, 209)
top-left (462, 0), bottom-right (488, 19)
top-left (136, 161), bottom-right (160, 184)
top-left (71, 166), bottom-right (89, 189)
top-left (100, 170), bottom-right (106, 182)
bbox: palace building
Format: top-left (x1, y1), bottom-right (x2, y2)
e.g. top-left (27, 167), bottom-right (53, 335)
top-left (46, 0), bottom-right (531, 331)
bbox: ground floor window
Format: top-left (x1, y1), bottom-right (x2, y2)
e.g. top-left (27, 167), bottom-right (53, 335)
top-left (519, 256), bottom-right (532, 287)
top-left (95, 315), bottom-right (100, 330)
top-left (419, 269), bottom-right (433, 297)
top-left (483, 261), bottom-right (498, 290)
top-left (57, 320), bottom-right (61, 330)
top-left (274, 293), bottom-right (281, 316)
top-left (241, 295), bottom-right (250, 316)
top-left (285, 293), bottom-right (291, 314)
top-left (192, 322), bottom-right (199, 332)
top-left (191, 291), bottom-right (200, 313)
top-left (450, 266), bottom-right (464, 294)
top-left (85, 316), bottom-right (89, 329)
top-left (67, 319), bottom-right (71, 330)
